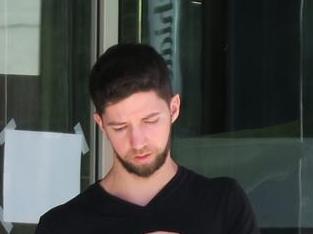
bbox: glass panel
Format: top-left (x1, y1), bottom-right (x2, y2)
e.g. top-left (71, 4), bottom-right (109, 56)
top-left (119, 0), bottom-right (313, 233)
top-left (0, 0), bottom-right (92, 233)
top-left (301, 0), bottom-right (313, 229)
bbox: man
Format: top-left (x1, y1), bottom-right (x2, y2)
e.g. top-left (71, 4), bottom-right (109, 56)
top-left (36, 44), bottom-right (259, 234)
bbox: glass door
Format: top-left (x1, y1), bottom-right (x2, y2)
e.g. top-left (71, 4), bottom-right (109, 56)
top-left (119, 0), bottom-right (313, 233)
top-left (0, 0), bottom-right (92, 233)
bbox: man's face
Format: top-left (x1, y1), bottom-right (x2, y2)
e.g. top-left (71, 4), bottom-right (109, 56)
top-left (94, 91), bottom-right (180, 177)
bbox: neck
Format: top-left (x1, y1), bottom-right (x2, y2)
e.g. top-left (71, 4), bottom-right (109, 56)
top-left (100, 154), bottom-right (178, 206)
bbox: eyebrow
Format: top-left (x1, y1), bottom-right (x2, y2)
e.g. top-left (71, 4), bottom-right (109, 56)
top-left (107, 121), bottom-right (127, 126)
top-left (142, 112), bottom-right (160, 120)
top-left (107, 112), bottom-right (160, 126)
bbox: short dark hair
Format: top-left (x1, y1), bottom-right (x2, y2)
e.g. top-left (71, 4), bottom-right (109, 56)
top-left (89, 43), bottom-right (173, 114)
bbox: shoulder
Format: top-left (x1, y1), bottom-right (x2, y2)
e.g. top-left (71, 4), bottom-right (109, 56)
top-left (180, 167), bottom-right (260, 233)
top-left (180, 166), bottom-right (241, 194)
top-left (44, 183), bottom-right (99, 216)
top-left (179, 167), bottom-right (251, 210)
top-left (37, 183), bottom-right (100, 232)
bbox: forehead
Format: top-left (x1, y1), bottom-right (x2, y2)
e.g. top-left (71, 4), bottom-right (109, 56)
top-left (102, 91), bottom-right (169, 120)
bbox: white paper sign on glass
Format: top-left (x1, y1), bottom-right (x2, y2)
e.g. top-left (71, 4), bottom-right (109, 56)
top-left (3, 129), bottom-right (82, 224)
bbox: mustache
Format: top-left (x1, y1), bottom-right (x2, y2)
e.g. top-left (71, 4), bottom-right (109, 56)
top-left (127, 147), bottom-right (152, 157)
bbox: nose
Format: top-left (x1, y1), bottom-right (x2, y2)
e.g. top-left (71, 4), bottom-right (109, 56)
top-left (129, 126), bottom-right (146, 150)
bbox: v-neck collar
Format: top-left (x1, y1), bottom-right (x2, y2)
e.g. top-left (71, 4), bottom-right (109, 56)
top-left (92, 166), bottom-right (185, 211)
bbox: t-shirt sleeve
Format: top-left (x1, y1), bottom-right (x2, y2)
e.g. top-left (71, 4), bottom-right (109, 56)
top-left (224, 179), bottom-right (260, 234)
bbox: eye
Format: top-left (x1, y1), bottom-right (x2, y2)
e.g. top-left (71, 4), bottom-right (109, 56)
top-left (144, 118), bottom-right (159, 124)
top-left (112, 126), bottom-right (127, 132)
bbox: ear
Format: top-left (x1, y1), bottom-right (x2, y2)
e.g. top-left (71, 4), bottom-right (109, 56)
top-left (93, 113), bottom-right (104, 131)
top-left (170, 94), bottom-right (180, 123)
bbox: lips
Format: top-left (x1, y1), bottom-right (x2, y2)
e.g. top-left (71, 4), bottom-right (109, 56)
top-left (134, 153), bottom-right (151, 162)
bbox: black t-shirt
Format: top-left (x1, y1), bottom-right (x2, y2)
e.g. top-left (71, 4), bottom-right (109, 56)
top-left (36, 166), bottom-right (259, 234)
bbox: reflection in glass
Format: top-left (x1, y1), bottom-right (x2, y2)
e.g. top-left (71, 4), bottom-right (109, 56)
top-left (119, 0), bottom-right (313, 233)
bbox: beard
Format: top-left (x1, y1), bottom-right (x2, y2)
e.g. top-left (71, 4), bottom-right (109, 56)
top-left (114, 138), bottom-right (171, 178)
